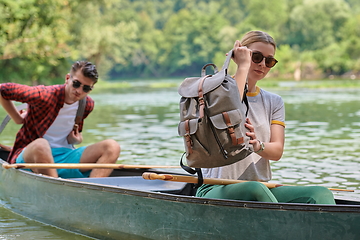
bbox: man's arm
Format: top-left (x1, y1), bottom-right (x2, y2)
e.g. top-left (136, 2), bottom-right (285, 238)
top-left (0, 93), bottom-right (24, 124)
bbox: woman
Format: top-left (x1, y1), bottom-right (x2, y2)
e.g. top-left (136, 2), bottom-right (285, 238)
top-left (196, 30), bottom-right (335, 204)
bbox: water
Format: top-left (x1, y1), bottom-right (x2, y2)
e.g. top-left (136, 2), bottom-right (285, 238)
top-left (0, 82), bottom-right (359, 239)
top-left (0, 206), bottom-right (92, 239)
top-left (276, 88), bottom-right (360, 195)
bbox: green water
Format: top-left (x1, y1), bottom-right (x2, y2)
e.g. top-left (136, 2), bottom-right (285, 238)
top-left (0, 82), bottom-right (359, 239)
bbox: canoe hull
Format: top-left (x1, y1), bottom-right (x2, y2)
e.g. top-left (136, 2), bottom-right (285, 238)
top-left (1, 162), bottom-right (360, 240)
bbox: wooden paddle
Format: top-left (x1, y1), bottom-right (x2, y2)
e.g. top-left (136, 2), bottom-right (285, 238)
top-left (2, 163), bottom-right (180, 170)
top-left (142, 172), bottom-right (283, 189)
top-left (142, 172), bottom-right (354, 192)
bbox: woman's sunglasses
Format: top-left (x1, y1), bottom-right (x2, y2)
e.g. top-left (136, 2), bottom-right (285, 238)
top-left (72, 79), bottom-right (93, 93)
top-left (252, 51), bottom-right (278, 68)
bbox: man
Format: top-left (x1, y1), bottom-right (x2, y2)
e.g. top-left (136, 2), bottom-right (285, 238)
top-left (0, 61), bottom-right (120, 178)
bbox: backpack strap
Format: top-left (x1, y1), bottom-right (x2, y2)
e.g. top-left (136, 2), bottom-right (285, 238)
top-left (184, 120), bottom-right (193, 154)
top-left (180, 152), bottom-right (203, 188)
top-left (242, 83), bottom-right (249, 116)
top-left (75, 98), bottom-right (86, 126)
top-left (222, 49), bottom-right (234, 73)
top-left (197, 75), bottom-right (211, 118)
top-left (222, 111), bottom-right (244, 146)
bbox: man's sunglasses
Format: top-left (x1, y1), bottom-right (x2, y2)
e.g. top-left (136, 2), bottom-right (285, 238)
top-left (72, 79), bottom-right (93, 93)
top-left (252, 51), bottom-right (278, 68)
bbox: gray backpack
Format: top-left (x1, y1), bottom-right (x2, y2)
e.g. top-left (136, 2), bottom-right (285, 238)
top-left (178, 49), bottom-right (253, 169)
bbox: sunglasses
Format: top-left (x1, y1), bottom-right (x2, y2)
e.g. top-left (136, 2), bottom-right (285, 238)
top-left (71, 79), bottom-right (93, 93)
top-left (252, 51), bottom-right (278, 68)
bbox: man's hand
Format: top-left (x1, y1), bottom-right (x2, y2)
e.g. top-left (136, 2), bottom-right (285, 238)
top-left (19, 109), bottom-right (27, 120)
top-left (67, 124), bottom-right (83, 145)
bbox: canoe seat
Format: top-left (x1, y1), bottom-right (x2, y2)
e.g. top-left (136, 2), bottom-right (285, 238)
top-left (69, 176), bottom-right (190, 194)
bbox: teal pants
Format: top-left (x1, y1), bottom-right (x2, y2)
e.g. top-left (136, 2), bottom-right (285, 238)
top-left (196, 182), bottom-right (336, 204)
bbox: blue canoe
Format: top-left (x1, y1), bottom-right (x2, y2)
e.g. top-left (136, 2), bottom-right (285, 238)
top-left (1, 155), bottom-right (360, 240)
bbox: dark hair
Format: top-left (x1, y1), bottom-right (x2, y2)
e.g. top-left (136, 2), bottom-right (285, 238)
top-left (70, 61), bottom-right (99, 83)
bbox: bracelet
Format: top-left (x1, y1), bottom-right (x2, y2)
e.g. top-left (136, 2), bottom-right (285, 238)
top-left (255, 140), bottom-right (265, 154)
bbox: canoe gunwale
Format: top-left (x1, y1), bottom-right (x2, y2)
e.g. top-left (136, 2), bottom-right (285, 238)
top-left (2, 164), bottom-right (360, 214)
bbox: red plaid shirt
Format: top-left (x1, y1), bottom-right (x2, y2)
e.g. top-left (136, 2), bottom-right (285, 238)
top-left (0, 83), bottom-right (94, 163)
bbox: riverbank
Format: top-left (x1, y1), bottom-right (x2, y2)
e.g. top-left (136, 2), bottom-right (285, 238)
top-left (94, 78), bottom-right (360, 93)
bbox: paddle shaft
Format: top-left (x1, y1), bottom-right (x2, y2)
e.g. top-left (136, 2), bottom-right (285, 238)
top-left (142, 172), bottom-right (354, 192)
top-left (2, 163), bottom-right (180, 170)
top-left (142, 172), bottom-right (283, 189)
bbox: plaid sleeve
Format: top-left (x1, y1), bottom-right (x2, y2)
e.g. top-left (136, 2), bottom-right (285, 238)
top-left (0, 83), bottom-right (52, 106)
top-left (0, 83), bottom-right (34, 102)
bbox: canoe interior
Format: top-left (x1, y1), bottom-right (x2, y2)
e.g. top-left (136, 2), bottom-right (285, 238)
top-left (0, 148), bottom-right (9, 161)
top-left (70, 173), bottom-right (197, 196)
top-left (73, 167), bottom-right (360, 206)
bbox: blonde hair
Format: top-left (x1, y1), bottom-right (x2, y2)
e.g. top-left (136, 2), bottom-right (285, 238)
top-left (240, 31), bottom-right (276, 50)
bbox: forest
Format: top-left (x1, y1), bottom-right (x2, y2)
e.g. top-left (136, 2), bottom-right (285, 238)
top-left (1, 0), bottom-right (360, 84)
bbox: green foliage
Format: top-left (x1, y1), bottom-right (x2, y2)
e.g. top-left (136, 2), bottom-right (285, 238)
top-left (242, 0), bottom-right (288, 42)
top-left (345, 0), bottom-right (360, 13)
top-left (288, 0), bottom-right (350, 50)
top-left (314, 42), bottom-right (352, 75)
top-left (1, 0), bottom-right (360, 83)
top-left (160, 5), bottom-right (229, 75)
top-left (270, 44), bottom-right (298, 78)
top-left (338, 14), bottom-right (360, 72)
top-left (68, 1), bottom-right (140, 78)
top-left (0, 0), bottom-right (72, 83)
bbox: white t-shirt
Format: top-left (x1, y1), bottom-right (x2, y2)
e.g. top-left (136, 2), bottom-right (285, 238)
top-left (201, 87), bottom-right (285, 182)
top-left (43, 101), bottom-right (79, 149)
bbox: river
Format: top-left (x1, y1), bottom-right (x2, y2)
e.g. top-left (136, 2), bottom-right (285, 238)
top-left (0, 80), bottom-right (359, 239)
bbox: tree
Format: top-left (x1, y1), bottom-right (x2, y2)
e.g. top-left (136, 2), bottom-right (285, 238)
top-left (161, 4), bottom-right (229, 76)
top-left (68, 1), bottom-right (140, 79)
top-left (110, 10), bottom-right (167, 78)
top-left (288, 0), bottom-right (350, 51)
top-left (241, 0), bottom-right (289, 42)
top-left (337, 13), bottom-right (360, 73)
top-left (0, 0), bottom-right (73, 84)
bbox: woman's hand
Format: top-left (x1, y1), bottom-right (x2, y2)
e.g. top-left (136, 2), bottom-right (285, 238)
top-left (245, 118), bottom-right (284, 161)
top-left (232, 40), bottom-right (252, 71)
top-left (245, 118), bottom-right (261, 151)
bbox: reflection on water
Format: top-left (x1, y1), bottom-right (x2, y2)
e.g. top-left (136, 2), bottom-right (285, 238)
top-left (0, 84), bottom-right (360, 238)
top-left (0, 204), bottom-right (92, 240)
top-left (84, 90), bottom-right (185, 167)
top-left (275, 89), bottom-right (360, 200)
